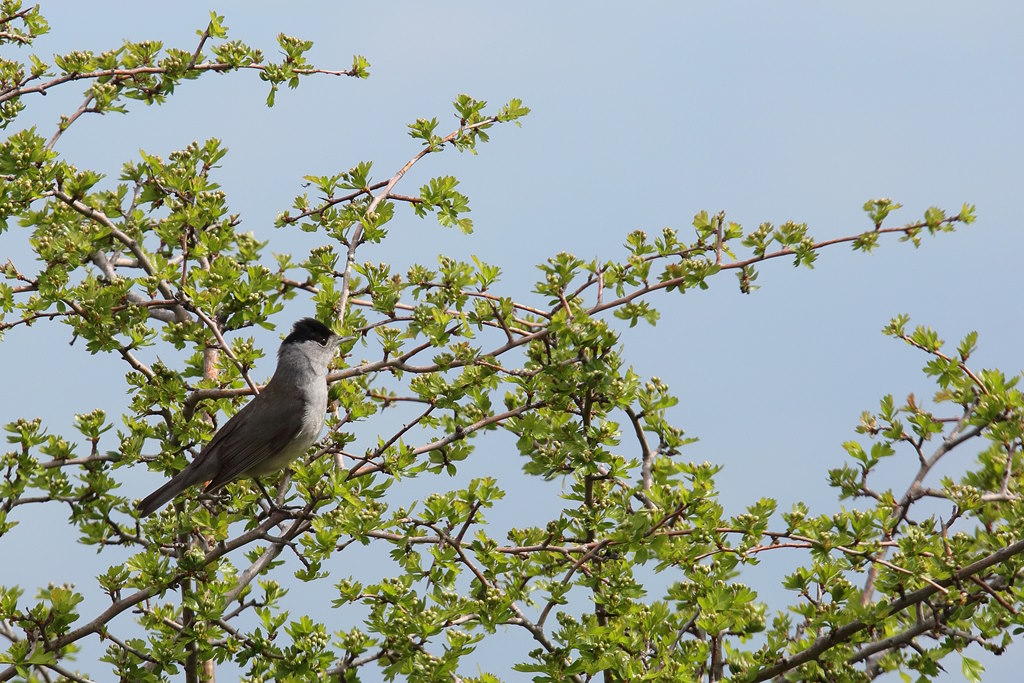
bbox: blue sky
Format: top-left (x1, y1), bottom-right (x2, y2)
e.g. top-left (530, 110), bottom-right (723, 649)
top-left (2, 2), bottom-right (1022, 680)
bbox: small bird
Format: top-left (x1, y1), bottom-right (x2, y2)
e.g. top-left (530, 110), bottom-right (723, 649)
top-left (136, 317), bottom-right (343, 517)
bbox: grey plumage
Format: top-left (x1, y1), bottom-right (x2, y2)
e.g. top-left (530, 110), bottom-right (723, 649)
top-left (136, 318), bottom-right (342, 517)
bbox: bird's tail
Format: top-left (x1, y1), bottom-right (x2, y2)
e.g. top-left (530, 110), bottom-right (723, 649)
top-left (136, 467), bottom-right (203, 517)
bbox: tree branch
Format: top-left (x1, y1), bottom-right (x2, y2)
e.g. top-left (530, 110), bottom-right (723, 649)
top-left (750, 538), bottom-right (1024, 681)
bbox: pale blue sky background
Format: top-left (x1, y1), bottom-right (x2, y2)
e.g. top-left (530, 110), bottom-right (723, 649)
top-left (2, 2), bottom-right (1023, 680)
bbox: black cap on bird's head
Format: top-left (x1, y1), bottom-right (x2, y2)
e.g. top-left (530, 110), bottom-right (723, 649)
top-left (283, 317), bottom-right (337, 348)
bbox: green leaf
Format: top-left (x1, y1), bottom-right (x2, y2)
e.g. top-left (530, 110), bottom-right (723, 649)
top-left (961, 656), bottom-right (984, 683)
top-left (863, 197), bottom-right (902, 227)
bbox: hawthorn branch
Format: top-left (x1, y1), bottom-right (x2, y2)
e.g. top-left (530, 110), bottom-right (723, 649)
top-left (50, 189), bottom-right (188, 322)
top-left (187, 305), bottom-right (260, 396)
top-left (860, 414), bottom-right (983, 605)
top-left (588, 215), bottom-right (971, 319)
top-left (506, 610), bottom-right (585, 683)
top-left (0, 504), bottom-right (310, 682)
top-left (750, 537), bottom-right (1024, 682)
top-left (892, 331), bottom-right (990, 395)
top-left (334, 117), bottom-right (507, 327)
top-left (348, 401), bottom-right (545, 478)
top-left (0, 61), bottom-right (361, 105)
top-left (624, 406), bottom-right (656, 498)
top-left (46, 95), bottom-right (96, 150)
top-left (319, 216), bottom-right (972, 399)
top-left (224, 509), bottom-right (313, 604)
top-left (0, 6), bottom-right (33, 28)
top-left (344, 405), bottom-right (435, 478)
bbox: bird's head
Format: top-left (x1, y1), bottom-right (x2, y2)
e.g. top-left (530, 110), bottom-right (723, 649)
top-left (279, 317), bottom-right (344, 375)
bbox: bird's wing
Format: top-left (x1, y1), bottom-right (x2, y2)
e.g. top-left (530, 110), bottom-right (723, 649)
top-left (200, 385), bottom-right (306, 491)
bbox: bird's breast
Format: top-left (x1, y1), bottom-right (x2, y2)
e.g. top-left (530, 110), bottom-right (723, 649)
top-left (247, 389), bottom-right (328, 476)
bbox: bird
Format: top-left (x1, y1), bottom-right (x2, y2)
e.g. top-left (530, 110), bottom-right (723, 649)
top-left (136, 317), bottom-right (343, 517)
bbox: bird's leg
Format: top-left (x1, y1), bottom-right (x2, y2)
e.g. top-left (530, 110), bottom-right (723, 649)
top-left (197, 485), bottom-right (230, 513)
top-left (254, 475), bottom-right (301, 515)
top-left (254, 478), bottom-right (279, 511)
top-left (275, 470), bottom-right (294, 506)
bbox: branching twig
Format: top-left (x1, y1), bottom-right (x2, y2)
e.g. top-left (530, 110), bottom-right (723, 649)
top-left (334, 117), bottom-right (506, 326)
top-left (751, 538), bottom-right (1024, 681)
top-left (0, 62), bottom-right (360, 105)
